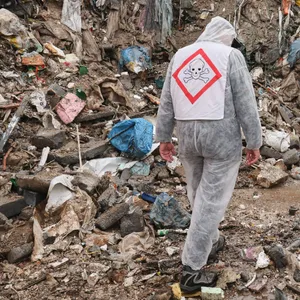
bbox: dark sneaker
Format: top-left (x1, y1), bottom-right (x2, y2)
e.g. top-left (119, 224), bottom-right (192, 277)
top-left (180, 266), bottom-right (217, 293)
top-left (208, 235), bottom-right (225, 261)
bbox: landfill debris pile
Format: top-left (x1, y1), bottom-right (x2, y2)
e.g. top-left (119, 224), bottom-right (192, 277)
top-left (0, 0), bottom-right (300, 299)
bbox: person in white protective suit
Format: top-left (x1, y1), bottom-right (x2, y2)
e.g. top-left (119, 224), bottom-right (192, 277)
top-left (155, 17), bottom-right (262, 293)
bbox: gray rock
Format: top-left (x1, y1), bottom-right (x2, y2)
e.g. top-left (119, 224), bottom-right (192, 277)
top-left (265, 244), bottom-right (288, 269)
top-left (72, 172), bottom-right (100, 195)
top-left (157, 168), bottom-right (169, 180)
top-left (294, 269), bottom-right (300, 282)
top-left (0, 196), bottom-right (27, 218)
top-left (260, 146), bottom-right (282, 159)
top-left (95, 203), bottom-right (129, 230)
top-left (120, 208), bottom-right (144, 237)
top-left (97, 185), bottom-right (118, 212)
top-left (283, 149), bottom-right (299, 165)
top-left (257, 165), bottom-right (289, 188)
top-left (48, 140), bottom-right (108, 166)
top-left (31, 129), bottom-right (66, 149)
top-left (7, 242), bottom-right (33, 263)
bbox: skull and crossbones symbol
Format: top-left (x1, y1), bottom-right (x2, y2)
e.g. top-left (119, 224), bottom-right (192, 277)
top-left (183, 58), bottom-right (210, 83)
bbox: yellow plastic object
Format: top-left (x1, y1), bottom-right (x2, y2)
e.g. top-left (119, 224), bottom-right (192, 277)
top-left (171, 283), bottom-right (202, 299)
top-left (296, 0), bottom-right (300, 6)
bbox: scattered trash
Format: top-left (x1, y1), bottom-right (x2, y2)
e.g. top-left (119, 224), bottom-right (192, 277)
top-left (150, 193), bottom-right (191, 229)
top-left (255, 251), bottom-right (270, 269)
top-left (241, 246), bottom-right (264, 262)
top-left (120, 46), bottom-right (152, 74)
top-left (0, 1), bottom-right (300, 299)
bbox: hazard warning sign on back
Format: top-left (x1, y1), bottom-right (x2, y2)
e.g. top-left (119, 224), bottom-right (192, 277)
top-left (172, 48), bottom-right (222, 104)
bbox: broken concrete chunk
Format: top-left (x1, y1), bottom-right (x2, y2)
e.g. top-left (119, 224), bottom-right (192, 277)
top-left (120, 208), bottom-right (144, 237)
top-left (31, 129), bottom-right (66, 149)
top-left (260, 146), bottom-right (282, 159)
top-left (97, 185), bottom-right (118, 212)
top-left (283, 149), bottom-right (300, 165)
top-left (71, 171), bottom-right (100, 195)
top-left (7, 242), bottom-right (33, 263)
top-left (201, 287), bottom-right (224, 300)
top-left (95, 203), bottom-right (129, 230)
top-left (0, 195), bottom-right (27, 218)
top-left (257, 165), bottom-right (289, 188)
top-left (48, 140), bottom-right (108, 166)
top-left (157, 167), bottom-right (169, 180)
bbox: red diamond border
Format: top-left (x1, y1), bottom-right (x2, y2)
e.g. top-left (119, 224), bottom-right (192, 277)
top-left (172, 49), bottom-right (222, 105)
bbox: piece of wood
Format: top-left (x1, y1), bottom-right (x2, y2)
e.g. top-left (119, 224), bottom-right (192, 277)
top-left (75, 110), bottom-right (115, 123)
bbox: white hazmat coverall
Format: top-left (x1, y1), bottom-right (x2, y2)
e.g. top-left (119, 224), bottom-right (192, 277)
top-left (155, 17), bottom-right (262, 271)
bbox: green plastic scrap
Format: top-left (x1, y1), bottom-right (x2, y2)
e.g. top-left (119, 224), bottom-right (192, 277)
top-left (76, 88), bottom-right (87, 100)
top-left (79, 66), bottom-right (88, 75)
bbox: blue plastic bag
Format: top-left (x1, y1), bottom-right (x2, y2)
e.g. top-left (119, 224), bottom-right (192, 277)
top-left (108, 118), bottom-right (153, 158)
top-left (119, 46), bottom-right (152, 74)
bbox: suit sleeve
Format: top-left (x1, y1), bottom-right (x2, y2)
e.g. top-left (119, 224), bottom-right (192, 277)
top-left (155, 58), bottom-right (175, 142)
top-left (229, 49), bottom-right (262, 149)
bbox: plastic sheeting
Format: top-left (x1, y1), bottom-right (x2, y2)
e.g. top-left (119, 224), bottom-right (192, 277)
top-left (45, 175), bottom-right (75, 213)
top-left (83, 157), bottom-right (132, 176)
top-left (196, 16), bottom-right (237, 46)
top-left (155, 0), bottom-right (173, 44)
top-left (108, 118), bottom-right (154, 158)
top-left (61, 0), bottom-right (82, 33)
top-left (150, 193), bottom-right (191, 229)
top-left (119, 46), bottom-right (152, 74)
top-left (265, 130), bottom-right (290, 152)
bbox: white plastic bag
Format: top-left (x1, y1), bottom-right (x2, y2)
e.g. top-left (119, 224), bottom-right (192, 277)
top-left (265, 130), bottom-right (290, 152)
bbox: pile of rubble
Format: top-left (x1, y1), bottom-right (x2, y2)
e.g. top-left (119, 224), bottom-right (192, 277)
top-left (0, 0), bottom-right (300, 299)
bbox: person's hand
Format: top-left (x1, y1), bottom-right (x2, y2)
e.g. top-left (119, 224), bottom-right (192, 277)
top-left (246, 149), bottom-right (260, 166)
top-left (159, 142), bottom-right (176, 162)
